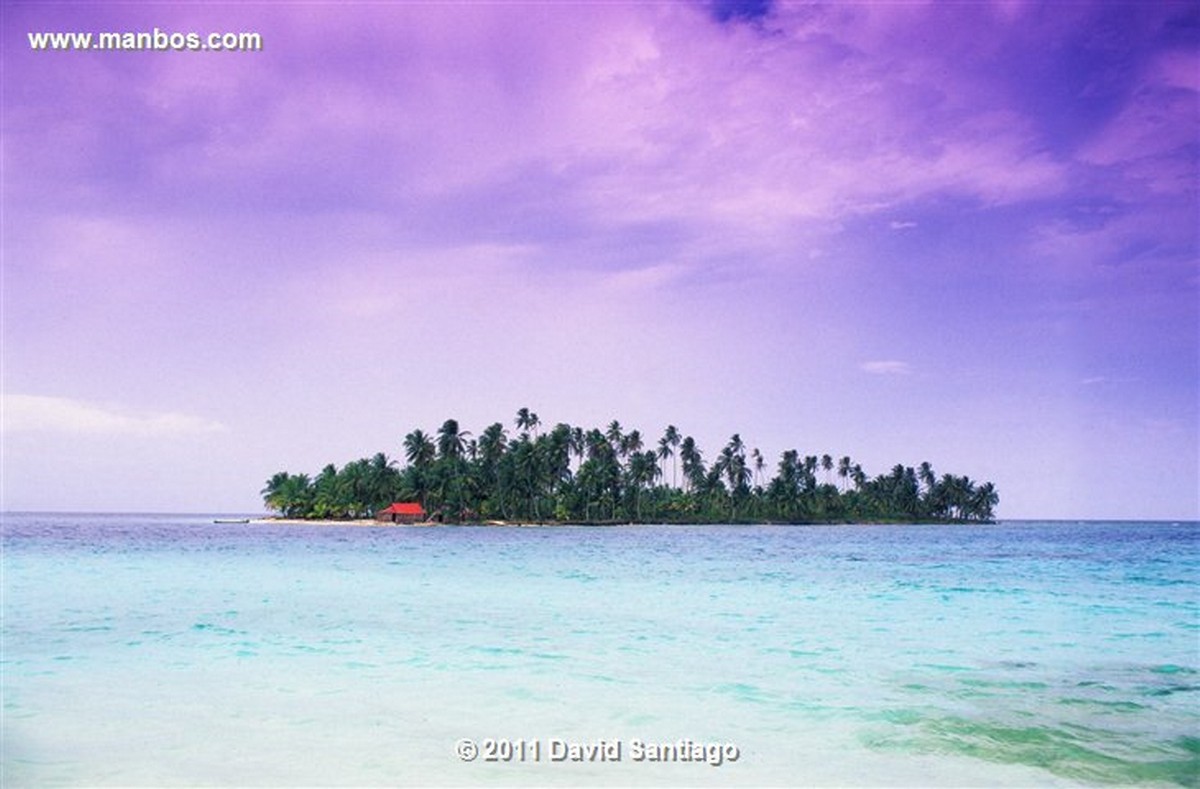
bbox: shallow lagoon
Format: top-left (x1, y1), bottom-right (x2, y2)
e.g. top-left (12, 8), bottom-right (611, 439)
top-left (3, 514), bottom-right (1197, 786)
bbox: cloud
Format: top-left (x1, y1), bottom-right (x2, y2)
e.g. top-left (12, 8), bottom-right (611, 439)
top-left (1077, 49), bottom-right (1199, 199)
top-left (889, 220), bottom-right (918, 230)
top-left (860, 360), bottom-right (913, 375)
top-left (7, 1), bottom-right (1076, 255)
top-left (3, 394), bottom-right (227, 437)
top-left (1080, 376), bottom-right (1136, 386)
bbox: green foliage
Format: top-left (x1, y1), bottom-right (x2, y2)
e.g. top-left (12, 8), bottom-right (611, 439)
top-left (262, 410), bottom-right (999, 523)
top-left (261, 452), bottom-right (402, 519)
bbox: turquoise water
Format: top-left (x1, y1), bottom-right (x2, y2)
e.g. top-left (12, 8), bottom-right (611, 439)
top-left (2, 514), bottom-right (1197, 786)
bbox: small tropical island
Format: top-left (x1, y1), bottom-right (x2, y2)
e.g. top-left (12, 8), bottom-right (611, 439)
top-left (261, 410), bottom-right (999, 524)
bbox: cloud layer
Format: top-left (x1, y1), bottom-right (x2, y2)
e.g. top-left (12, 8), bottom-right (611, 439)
top-left (4, 395), bottom-right (227, 437)
top-left (4, 1), bottom-right (1197, 517)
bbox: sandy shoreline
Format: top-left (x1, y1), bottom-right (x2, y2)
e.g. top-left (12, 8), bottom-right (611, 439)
top-left (245, 517), bottom-right (992, 528)
top-left (247, 518), bottom-right (556, 528)
top-left (249, 518), bottom-right (430, 527)
top-left (243, 518), bottom-right (981, 528)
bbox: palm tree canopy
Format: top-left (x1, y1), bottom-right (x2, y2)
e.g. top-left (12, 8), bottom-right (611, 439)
top-left (267, 415), bottom-right (998, 523)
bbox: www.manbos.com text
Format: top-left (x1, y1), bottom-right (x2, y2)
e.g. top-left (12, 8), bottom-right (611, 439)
top-left (28, 28), bottom-right (263, 53)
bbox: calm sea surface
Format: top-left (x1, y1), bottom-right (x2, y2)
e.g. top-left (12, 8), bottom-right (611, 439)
top-left (2, 514), bottom-right (1197, 787)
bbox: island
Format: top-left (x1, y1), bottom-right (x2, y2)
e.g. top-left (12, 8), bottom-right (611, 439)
top-left (261, 410), bottom-right (998, 524)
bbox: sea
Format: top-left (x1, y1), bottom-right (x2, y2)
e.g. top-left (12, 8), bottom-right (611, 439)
top-left (2, 513), bottom-right (1197, 787)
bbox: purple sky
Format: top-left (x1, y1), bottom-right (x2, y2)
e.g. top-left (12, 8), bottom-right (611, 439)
top-left (3, 1), bottom-right (1197, 519)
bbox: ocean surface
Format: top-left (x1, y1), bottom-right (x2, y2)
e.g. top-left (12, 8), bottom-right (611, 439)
top-left (2, 514), bottom-right (1197, 787)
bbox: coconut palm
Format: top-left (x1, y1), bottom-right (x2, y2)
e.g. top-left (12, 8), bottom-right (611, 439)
top-left (622, 429), bottom-right (643, 459)
top-left (661, 425), bottom-right (681, 488)
top-left (803, 456), bottom-right (819, 491)
top-left (478, 423), bottom-right (507, 463)
top-left (918, 461), bottom-right (936, 495)
top-left (366, 452), bottom-right (399, 511)
top-left (837, 456), bottom-right (852, 492)
top-left (771, 450), bottom-right (801, 520)
top-left (606, 420), bottom-right (623, 451)
top-left (680, 436), bottom-right (704, 493)
top-left (402, 430), bottom-right (436, 511)
top-left (436, 419), bottom-right (469, 461)
top-left (719, 435), bottom-right (750, 519)
top-left (269, 413), bottom-right (999, 523)
top-left (515, 407), bottom-right (540, 439)
top-left (546, 423), bottom-right (575, 494)
top-left (625, 450), bottom-right (659, 521)
top-left (403, 429), bottom-right (435, 468)
top-left (971, 482), bottom-right (999, 521)
top-left (570, 426), bottom-right (585, 464)
top-left (261, 472), bottom-right (313, 518)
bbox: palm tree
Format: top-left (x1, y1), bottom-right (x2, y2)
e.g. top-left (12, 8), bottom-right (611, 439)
top-left (436, 419), bottom-right (468, 461)
top-left (476, 422), bottom-right (508, 518)
top-left (657, 435), bottom-right (673, 486)
top-left (769, 450), bottom-right (801, 521)
top-left (606, 420), bottom-right (623, 452)
top-left (570, 426), bottom-right (585, 471)
top-left (622, 429), bottom-right (643, 459)
top-left (261, 471), bottom-right (313, 517)
top-left (661, 425), bottom-right (681, 488)
top-left (478, 423), bottom-right (507, 462)
top-left (435, 419), bottom-right (472, 520)
top-left (971, 482), bottom-right (999, 522)
top-left (680, 436), bottom-right (704, 493)
top-left (625, 450), bottom-right (659, 521)
top-left (515, 407), bottom-right (540, 439)
top-left (721, 435), bottom-right (750, 519)
top-left (579, 429), bottom-right (621, 520)
top-left (510, 439), bottom-right (541, 520)
top-left (851, 463), bottom-right (866, 490)
top-left (271, 412), bottom-right (999, 524)
top-left (261, 471), bottom-right (291, 513)
top-left (837, 456), bottom-right (852, 493)
top-left (337, 459), bottom-right (371, 518)
top-left (312, 463), bottom-right (342, 519)
top-left (728, 433), bottom-right (745, 457)
top-left (798, 456), bottom-right (818, 496)
top-left (546, 423), bottom-right (574, 495)
top-left (403, 429), bottom-right (435, 468)
top-left (918, 461), bottom-right (936, 495)
top-left (935, 474), bottom-right (983, 521)
top-left (403, 429), bottom-right (436, 511)
top-left (366, 452), bottom-right (399, 511)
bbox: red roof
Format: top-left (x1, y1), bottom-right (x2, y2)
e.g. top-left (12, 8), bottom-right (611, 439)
top-left (381, 502), bottom-right (424, 515)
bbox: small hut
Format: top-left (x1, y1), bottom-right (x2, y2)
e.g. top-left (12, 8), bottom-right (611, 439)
top-left (376, 502), bottom-right (425, 524)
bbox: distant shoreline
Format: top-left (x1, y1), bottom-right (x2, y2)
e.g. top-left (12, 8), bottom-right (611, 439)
top-left (250, 518), bottom-right (619, 528)
top-left (250, 517), bottom-right (422, 527)
top-left (247, 517), bottom-right (996, 528)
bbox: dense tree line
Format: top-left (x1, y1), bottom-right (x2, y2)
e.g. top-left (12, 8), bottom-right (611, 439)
top-left (261, 410), bottom-right (999, 523)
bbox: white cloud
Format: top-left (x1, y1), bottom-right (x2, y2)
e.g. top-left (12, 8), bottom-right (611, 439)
top-left (3, 394), bottom-right (227, 437)
top-left (860, 360), bottom-right (913, 375)
top-left (1080, 376), bottom-right (1135, 386)
top-left (889, 220), bottom-right (918, 230)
